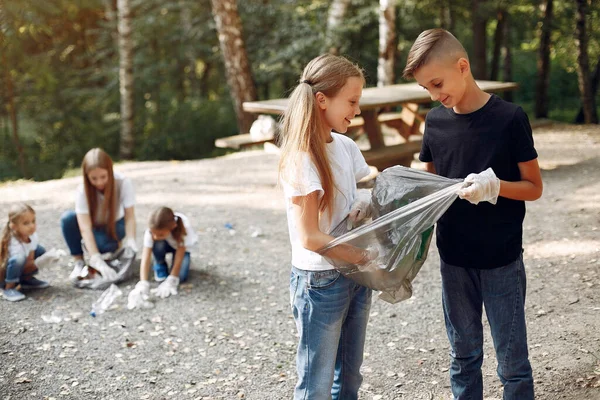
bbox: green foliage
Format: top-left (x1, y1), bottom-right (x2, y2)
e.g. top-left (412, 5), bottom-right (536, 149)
top-left (0, 0), bottom-right (597, 182)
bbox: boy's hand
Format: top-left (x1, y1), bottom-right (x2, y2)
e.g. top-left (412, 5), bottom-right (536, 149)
top-left (348, 189), bottom-right (372, 224)
top-left (458, 168), bottom-right (500, 205)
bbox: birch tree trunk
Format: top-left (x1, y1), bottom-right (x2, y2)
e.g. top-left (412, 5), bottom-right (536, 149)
top-left (324, 0), bottom-right (352, 55)
top-left (211, 0), bottom-right (257, 134)
top-left (535, 0), bottom-right (553, 118)
top-left (117, 0), bottom-right (135, 159)
top-left (377, 0), bottom-right (396, 87)
top-left (574, 0), bottom-right (598, 124)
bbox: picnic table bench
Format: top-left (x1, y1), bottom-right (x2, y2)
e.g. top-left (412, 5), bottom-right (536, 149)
top-left (219, 80), bottom-right (519, 171)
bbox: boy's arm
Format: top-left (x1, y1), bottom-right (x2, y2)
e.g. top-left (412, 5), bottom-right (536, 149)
top-left (499, 158), bottom-right (543, 201)
top-left (424, 162), bottom-right (436, 174)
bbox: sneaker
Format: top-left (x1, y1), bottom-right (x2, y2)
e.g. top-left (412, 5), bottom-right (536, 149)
top-left (20, 277), bottom-right (50, 290)
top-left (69, 259), bottom-right (86, 281)
top-left (153, 263), bottom-right (169, 282)
top-left (3, 288), bottom-right (26, 302)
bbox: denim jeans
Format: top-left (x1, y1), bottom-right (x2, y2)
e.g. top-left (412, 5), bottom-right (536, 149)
top-left (5, 245), bottom-right (46, 283)
top-left (152, 240), bottom-right (191, 282)
top-left (60, 210), bottom-right (125, 256)
top-left (290, 266), bottom-right (372, 400)
top-left (440, 253), bottom-right (534, 400)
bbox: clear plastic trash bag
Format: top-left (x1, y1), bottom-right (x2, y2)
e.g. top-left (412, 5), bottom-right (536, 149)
top-left (74, 247), bottom-right (136, 290)
top-left (318, 166), bottom-right (464, 304)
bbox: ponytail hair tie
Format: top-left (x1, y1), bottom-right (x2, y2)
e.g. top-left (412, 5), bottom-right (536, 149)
top-left (301, 80), bottom-right (312, 86)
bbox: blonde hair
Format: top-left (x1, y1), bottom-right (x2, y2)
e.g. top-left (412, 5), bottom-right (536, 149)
top-left (0, 203), bottom-right (35, 271)
top-left (403, 28), bottom-right (468, 79)
top-left (82, 148), bottom-right (118, 240)
top-left (148, 207), bottom-right (187, 246)
top-left (278, 54), bottom-right (364, 219)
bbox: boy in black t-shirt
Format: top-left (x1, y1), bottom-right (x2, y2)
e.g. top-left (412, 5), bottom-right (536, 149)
top-left (403, 29), bottom-right (543, 400)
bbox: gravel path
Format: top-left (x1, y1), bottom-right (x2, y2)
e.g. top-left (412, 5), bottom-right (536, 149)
top-left (0, 123), bottom-right (599, 400)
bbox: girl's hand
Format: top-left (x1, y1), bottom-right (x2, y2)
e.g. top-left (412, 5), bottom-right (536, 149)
top-left (89, 253), bottom-right (118, 281)
top-left (124, 237), bottom-right (138, 253)
top-left (348, 189), bottom-right (372, 224)
top-left (152, 275), bottom-right (179, 298)
top-left (127, 280), bottom-right (153, 309)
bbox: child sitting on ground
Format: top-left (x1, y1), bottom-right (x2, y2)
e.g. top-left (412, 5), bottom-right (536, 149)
top-left (0, 203), bottom-right (50, 302)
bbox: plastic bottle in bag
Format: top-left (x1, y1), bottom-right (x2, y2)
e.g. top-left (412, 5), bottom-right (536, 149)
top-left (90, 284), bottom-right (122, 317)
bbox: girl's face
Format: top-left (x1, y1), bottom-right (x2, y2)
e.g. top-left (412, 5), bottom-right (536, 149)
top-left (318, 76), bottom-right (363, 136)
top-left (150, 227), bottom-right (173, 241)
top-left (10, 211), bottom-right (36, 239)
top-left (87, 168), bottom-right (109, 191)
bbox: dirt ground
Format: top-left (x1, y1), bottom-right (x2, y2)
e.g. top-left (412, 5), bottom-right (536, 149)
top-left (0, 122), bottom-right (599, 400)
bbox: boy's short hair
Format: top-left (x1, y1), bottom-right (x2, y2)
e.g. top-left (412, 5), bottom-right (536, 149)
top-left (403, 28), bottom-right (468, 79)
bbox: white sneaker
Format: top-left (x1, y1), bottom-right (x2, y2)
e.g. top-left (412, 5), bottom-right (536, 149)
top-left (69, 260), bottom-right (86, 281)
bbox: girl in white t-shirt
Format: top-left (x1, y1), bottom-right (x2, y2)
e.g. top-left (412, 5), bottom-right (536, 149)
top-left (278, 54), bottom-right (376, 400)
top-left (60, 148), bottom-right (137, 283)
top-left (0, 204), bottom-right (50, 302)
top-left (128, 207), bottom-right (197, 307)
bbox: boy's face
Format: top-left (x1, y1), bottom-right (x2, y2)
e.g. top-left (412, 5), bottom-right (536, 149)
top-left (413, 58), bottom-right (468, 109)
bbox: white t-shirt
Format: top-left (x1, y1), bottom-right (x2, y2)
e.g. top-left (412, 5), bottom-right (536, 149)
top-left (142, 212), bottom-right (198, 250)
top-left (8, 232), bottom-right (40, 259)
top-left (282, 133), bottom-right (371, 271)
top-left (75, 172), bottom-right (135, 223)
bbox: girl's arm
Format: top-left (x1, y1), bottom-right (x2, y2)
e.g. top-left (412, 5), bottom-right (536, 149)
top-left (499, 159), bottom-right (543, 201)
top-left (138, 246), bottom-right (152, 281)
top-left (76, 213), bottom-right (100, 255)
top-left (292, 192), bottom-right (370, 265)
top-left (124, 206), bottom-right (136, 239)
top-left (170, 246), bottom-right (186, 278)
top-left (24, 250), bottom-right (36, 273)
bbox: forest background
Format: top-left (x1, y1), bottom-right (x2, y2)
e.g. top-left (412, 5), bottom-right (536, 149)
top-left (0, 0), bottom-right (598, 182)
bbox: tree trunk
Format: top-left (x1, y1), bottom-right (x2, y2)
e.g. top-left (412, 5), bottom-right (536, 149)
top-left (574, 0), bottom-right (598, 124)
top-left (502, 12), bottom-right (513, 102)
top-left (377, 0), bottom-right (396, 87)
top-left (180, 0), bottom-right (198, 99)
top-left (472, 0), bottom-right (488, 80)
top-left (211, 0), bottom-right (257, 133)
top-left (534, 0), bottom-right (553, 119)
top-left (117, 0), bottom-right (135, 159)
top-left (575, 56), bottom-right (600, 123)
top-left (490, 9), bottom-right (506, 81)
top-left (324, 0), bottom-right (352, 55)
top-left (2, 53), bottom-right (28, 178)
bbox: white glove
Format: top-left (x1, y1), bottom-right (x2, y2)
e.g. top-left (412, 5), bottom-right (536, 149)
top-left (127, 280), bottom-right (153, 310)
top-left (348, 189), bottom-right (372, 224)
top-left (34, 248), bottom-right (66, 268)
top-left (151, 275), bottom-right (179, 299)
top-left (458, 168), bottom-right (500, 205)
top-left (124, 237), bottom-right (138, 253)
top-left (89, 253), bottom-right (118, 281)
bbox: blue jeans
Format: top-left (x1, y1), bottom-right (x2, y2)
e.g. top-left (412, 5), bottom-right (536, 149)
top-left (60, 210), bottom-right (125, 256)
top-left (5, 245), bottom-right (46, 283)
top-left (290, 266), bottom-right (372, 400)
top-left (152, 240), bottom-right (191, 282)
top-left (441, 254), bottom-right (534, 400)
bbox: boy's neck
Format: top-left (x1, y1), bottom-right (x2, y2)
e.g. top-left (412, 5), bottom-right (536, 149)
top-left (453, 79), bottom-right (491, 114)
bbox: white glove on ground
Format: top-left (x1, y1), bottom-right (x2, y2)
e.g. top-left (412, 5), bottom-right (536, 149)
top-left (89, 253), bottom-right (118, 281)
top-left (458, 168), bottom-right (500, 205)
top-left (348, 189), bottom-right (372, 225)
top-left (151, 275), bottom-right (179, 299)
top-left (127, 280), bottom-right (153, 309)
top-left (124, 237), bottom-right (138, 253)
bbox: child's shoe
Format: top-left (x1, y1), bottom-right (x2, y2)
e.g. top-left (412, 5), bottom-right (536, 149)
top-left (69, 259), bottom-right (86, 281)
top-left (153, 263), bottom-right (169, 282)
top-left (20, 277), bottom-right (50, 290)
top-left (3, 288), bottom-right (26, 302)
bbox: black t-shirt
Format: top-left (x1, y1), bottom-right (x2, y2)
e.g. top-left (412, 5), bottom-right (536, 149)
top-left (419, 94), bottom-right (538, 269)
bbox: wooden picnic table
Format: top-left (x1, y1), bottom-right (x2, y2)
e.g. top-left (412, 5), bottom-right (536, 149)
top-left (242, 80), bottom-right (518, 169)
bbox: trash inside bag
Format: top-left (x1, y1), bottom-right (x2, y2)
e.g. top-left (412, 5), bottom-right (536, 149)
top-left (318, 166), bottom-right (464, 304)
top-left (74, 247), bottom-right (136, 290)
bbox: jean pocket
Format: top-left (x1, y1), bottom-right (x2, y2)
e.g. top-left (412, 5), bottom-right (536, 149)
top-left (307, 269), bottom-right (341, 290)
